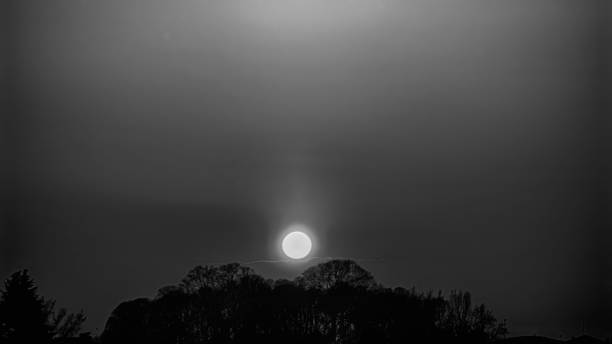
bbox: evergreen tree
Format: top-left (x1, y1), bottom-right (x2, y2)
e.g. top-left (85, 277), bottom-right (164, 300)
top-left (0, 270), bottom-right (53, 343)
top-left (0, 270), bottom-right (86, 344)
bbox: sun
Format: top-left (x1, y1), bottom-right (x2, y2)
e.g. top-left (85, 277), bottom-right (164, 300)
top-left (281, 230), bottom-right (312, 260)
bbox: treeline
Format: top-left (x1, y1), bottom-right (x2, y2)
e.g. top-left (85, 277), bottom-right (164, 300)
top-left (0, 260), bottom-right (507, 343)
top-left (101, 260), bottom-right (507, 344)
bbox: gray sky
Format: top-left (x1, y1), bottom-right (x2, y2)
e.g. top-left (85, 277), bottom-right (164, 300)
top-left (2, 0), bottom-right (610, 338)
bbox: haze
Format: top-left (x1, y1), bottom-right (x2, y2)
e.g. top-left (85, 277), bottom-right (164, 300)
top-left (1, 0), bottom-right (610, 337)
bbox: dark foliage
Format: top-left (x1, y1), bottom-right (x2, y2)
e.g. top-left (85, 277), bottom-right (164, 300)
top-left (0, 270), bottom-right (88, 344)
top-left (101, 260), bottom-right (506, 344)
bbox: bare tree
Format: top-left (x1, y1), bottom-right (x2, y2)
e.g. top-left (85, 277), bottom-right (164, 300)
top-left (296, 259), bottom-right (377, 290)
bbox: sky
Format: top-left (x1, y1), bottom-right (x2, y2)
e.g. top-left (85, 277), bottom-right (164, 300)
top-left (1, 0), bottom-right (611, 338)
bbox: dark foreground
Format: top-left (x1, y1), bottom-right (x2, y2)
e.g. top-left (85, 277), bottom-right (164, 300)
top-left (1, 260), bottom-right (607, 344)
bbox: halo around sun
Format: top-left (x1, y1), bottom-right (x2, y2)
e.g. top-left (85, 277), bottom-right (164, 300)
top-left (281, 230), bottom-right (312, 259)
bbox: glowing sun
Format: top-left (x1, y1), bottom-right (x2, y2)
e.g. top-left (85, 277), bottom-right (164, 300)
top-left (281, 230), bottom-right (312, 259)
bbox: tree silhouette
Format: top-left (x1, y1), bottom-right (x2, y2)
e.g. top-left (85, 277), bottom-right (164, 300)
top-left (101, 298), bottom-right (152, 344)
top-left (0, 270), bottom-right (53, 343)
top-left (180, 263), bottom-right (255, 292)
top-left (437, 290), bottom-right (505, 343)
top-left (0, 270), bottom-right (86, 344)
top-left (296, 259), bottom-right (377, 290)
top-left (101, 260), bottom-right (507, 344)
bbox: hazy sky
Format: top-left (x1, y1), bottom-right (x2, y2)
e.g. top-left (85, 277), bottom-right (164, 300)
top-left (2, 0), bottom-right (610, 338)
